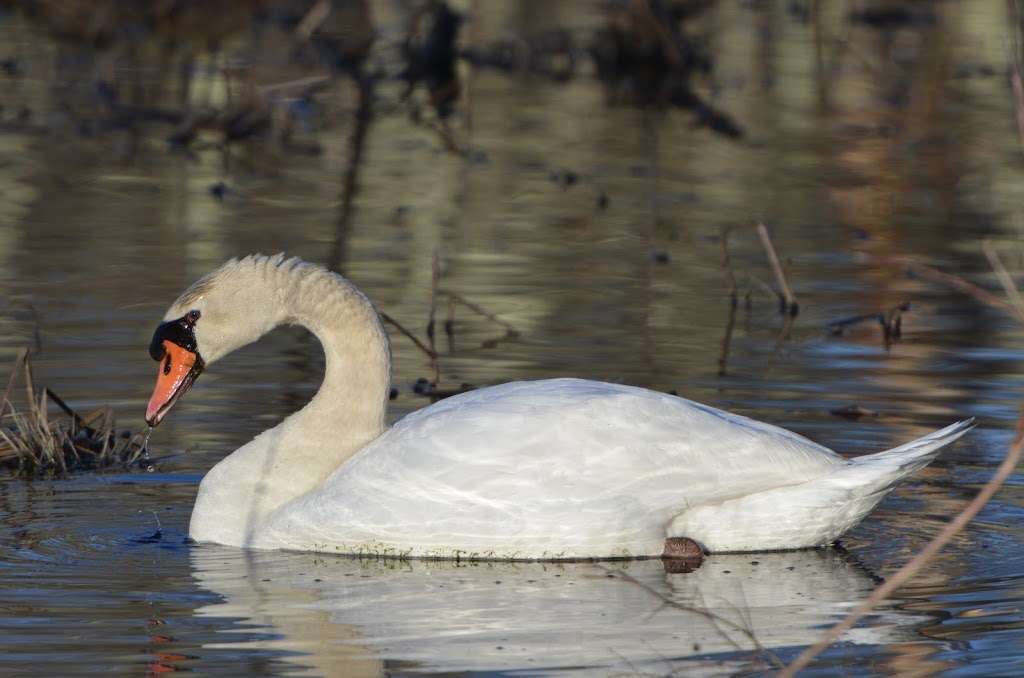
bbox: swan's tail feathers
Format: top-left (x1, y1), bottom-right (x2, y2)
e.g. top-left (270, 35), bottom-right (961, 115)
top-left (840, 418), bottom-right (975, 494)
top-left (666, 419), bottom-right (975, 552)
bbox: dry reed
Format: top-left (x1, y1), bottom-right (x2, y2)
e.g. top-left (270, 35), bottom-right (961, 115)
top-left (0, 350), bottom-right (147, 478)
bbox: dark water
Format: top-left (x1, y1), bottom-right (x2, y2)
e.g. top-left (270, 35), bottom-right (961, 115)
top-left (2, 1), bottom-right (1024, 675)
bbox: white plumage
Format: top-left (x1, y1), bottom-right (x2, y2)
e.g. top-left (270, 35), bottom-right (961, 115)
top-left (152, 254), bottom-right (972, 558)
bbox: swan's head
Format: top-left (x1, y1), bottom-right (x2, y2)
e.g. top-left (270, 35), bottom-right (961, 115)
top-left (145, 256), bottom-right (285, 426)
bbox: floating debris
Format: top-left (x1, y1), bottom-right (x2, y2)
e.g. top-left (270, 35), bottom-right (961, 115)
top-left (829, 405), bottom-right (880, 421)
top-left (548, 168), bottom-right (579, 189)
top-left (411, 377), bottom-right (476, 402)
top-left (649, 249), bottom-right (671, 264)
top-left (0, 351), bottom-right (147, 478)
top-left (826, 302), bottom-right (909, 348)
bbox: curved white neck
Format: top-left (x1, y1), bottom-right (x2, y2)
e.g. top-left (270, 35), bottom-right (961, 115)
top-left (280, 274), bottom-right (391, 448)
top-left (189, 263), bottom-right (391, 546)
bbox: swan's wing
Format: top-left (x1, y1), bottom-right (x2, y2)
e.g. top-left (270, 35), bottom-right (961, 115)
top-left (260, 379), bottom-right (845, 558)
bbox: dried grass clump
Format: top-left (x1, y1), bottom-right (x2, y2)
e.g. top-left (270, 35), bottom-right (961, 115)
top-left (0, 350), bottom-right (147, 478)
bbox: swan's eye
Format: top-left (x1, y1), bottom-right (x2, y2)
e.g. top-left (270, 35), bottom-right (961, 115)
top-left (150, 312), bottom-right (201, 361)
top-left (163, 355), bottom-right (172, 376)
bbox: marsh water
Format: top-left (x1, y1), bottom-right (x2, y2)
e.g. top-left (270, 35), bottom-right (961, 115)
top-left (3, 1), bottom-right (1024, 675)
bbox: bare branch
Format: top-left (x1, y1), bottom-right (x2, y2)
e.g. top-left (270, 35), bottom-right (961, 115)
top-left (756, 222), bottom-right (798, 315)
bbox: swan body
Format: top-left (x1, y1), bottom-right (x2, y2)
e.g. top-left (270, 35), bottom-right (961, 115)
top-left (146, 255), bottom-right (973, 558)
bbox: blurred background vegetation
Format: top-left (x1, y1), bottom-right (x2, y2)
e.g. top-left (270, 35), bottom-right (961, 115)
top-left (1, 0), bottom-right (1023, 416)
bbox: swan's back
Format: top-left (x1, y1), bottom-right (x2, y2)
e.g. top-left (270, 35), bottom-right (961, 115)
top-left (258, 379), bottom-right (845, 558)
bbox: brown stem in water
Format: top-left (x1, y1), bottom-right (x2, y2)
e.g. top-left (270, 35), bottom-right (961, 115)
top-left (756, 222), bottom-right (798, 316)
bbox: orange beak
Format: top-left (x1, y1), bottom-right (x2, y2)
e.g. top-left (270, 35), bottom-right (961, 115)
top-left (145, 340), bottom-right (204, 427)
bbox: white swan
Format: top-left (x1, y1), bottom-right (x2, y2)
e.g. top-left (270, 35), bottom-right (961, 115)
top-left (146, 254), bottom-right (973, 558)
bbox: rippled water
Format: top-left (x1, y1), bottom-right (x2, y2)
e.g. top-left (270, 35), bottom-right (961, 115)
top-left (2, 1), bottom-right (1024, 675)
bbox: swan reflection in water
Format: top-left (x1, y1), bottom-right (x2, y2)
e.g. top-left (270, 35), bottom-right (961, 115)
top-left (190, 547), bottom-right (931, 676)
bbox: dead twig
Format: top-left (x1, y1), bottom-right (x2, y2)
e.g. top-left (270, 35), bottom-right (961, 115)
top-left (982, 240), bottom-right (1024, 312)
top-left (874, 254), bottom-right (1024, 322)
top-left (756, 222), bottom-right (798, 316)
top-left (43, 388), bottom-right (86, 429)
top-left (443, 291), bottom-right (520, 338)
top-left (294, 0), bottom-right (332, 41)
top-left (826, 302), bottom-right (910, 347)
top-left (379, 312), bottom-right (438, 361)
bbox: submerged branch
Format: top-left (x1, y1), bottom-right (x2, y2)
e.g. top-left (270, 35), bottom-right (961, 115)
top-left (873, 253), bottom-right (1024, 322)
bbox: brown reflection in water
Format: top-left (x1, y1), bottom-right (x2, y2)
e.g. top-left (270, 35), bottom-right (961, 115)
top-left (195, 556), bottom-right (384, 677)
top-left (877, 639), bottom-right (955, 677)
top-left (819, 4), bottom-right (975, 609)
top-left (329, 76), bottom-right (373, 275)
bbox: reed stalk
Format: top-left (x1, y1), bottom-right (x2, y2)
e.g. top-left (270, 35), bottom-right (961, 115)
top-left (0, 352), bottom-right (146, 478)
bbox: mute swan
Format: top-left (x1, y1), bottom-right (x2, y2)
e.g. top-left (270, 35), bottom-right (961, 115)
top-left (146, 254), bottom-right (973, 558)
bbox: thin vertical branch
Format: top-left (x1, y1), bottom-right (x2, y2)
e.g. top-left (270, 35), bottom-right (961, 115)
top-left (717, 301), bottom-right (737, 377)
top-left (755, 222), bottom-right (798, 315)
top-left (445, 295), bottom-right (456, 353)
top-left (721, 226), bottom-right (739, 304)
